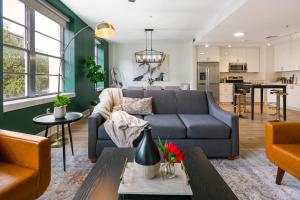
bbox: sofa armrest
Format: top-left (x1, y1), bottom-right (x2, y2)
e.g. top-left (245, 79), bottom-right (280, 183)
top-left (88, 112), bottom-right (105, 160)
top-left (266, 122), bottom-right (300, 146)
top-left (0, 129), bottom-right (51, 196)
top-left (206, 92), bottom-right (239, 156)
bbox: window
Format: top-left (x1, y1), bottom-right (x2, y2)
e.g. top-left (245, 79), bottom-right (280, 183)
top-left (3, 0), bottom-right (63, 101)
top-left (95, 39), bottom-right (105, 90)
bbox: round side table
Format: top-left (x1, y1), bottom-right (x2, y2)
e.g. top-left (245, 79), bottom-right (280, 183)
top-left (33, 112), bottom-right (83, 171)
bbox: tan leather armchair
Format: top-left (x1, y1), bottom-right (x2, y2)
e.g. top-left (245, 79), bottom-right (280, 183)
top-left (265, 122), bottom-right (300, 185)
top-left (0, 129), bottom-right (51, 200)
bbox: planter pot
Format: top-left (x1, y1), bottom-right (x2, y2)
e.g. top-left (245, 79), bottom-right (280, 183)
top-left (54, 106), bottom-right (67, 119)
top-left (135, 126), bottom-right (161, 179)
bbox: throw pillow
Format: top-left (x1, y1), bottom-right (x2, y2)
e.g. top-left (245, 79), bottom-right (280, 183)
top-left (122, 97), bottom-right (153, 115)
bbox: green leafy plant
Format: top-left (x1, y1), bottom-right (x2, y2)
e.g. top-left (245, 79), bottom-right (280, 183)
top-left (90, 99), bottom-right (100, 106)
top-left (53, 95), bottom-right (71, 107)
top-left (86, 56), bottom-right (106, 84)
top-left (148, 77), bottom-right (155, 86)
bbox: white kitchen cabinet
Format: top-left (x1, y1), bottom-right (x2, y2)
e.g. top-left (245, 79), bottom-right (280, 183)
top-left (219, 47), bottom-right (260, 72)
top-left (219, 83), bottom-right (233, 103)
top-left (274, 39), bottom-right (300, 72)
top-left (220, 48), bottom-right (229, 72)
top-left (289, 39), bottom-right (300, 71)
top-left (246, 48), bottom-right (260, 72)
top-left (274, 42), bottom-right (290, 71)
top-left (197, 46), bottom-right (220, 62)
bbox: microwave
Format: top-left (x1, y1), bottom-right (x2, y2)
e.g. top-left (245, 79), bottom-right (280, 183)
top-left (228, 63), bottom-right (247, 72)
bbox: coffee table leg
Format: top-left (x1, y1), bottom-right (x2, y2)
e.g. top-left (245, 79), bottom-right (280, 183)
top-left (61, 124), bottom-right (66, 171)
top-left (45, 125), bottom-right (49, 137)
top-left (68, 123), bottom-right (74, 156)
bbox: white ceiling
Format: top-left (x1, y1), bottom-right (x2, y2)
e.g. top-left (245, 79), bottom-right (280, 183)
top-left (60, 0), bottom-right (247, 43)
top-left (199, 0), bottom-right (300, 45)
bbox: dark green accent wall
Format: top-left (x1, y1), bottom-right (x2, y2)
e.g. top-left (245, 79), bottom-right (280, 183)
top-left (0, 0), bottom-right (109, 134)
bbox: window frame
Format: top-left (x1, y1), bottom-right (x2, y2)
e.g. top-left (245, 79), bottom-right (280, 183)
top-left (3, 1), bottom-right (64, 101)
top-left (94, 39), bottom-right (105, 90)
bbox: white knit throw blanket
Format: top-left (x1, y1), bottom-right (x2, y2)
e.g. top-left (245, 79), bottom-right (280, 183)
top-left (92, 88), bottom-right (148, 147)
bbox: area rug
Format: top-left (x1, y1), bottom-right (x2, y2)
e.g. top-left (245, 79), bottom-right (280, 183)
top-left (211, 148), bottom-right (300, 200)
top-left (39, 148), bottom-right (300, 200)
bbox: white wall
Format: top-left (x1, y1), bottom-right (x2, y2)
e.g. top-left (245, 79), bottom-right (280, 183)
top-left (109, 41), bottom-right (193, 88)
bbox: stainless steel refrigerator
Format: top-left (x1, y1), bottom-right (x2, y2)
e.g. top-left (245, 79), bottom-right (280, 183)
top-left (197, 62), bottom-right (219, 101)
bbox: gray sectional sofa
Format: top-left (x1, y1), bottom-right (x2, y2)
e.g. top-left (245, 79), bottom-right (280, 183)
top-left (88, 90), bottom-right (239, 162)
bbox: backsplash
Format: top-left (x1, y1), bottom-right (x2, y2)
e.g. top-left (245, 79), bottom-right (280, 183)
top-left (281, 71), bottom-right (300, 84)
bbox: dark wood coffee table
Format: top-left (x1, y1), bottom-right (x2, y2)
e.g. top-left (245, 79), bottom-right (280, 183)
top-left (74, 147), bottom-right (238, 200)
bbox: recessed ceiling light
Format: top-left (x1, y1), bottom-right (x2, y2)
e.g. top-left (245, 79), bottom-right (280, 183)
top-left (267, 43), bottom-right (272, 46)
top-left (205, 44), bottom-right (209, 48)
top-left (199, 52), bottom-right (205, 55)
top-left (227, 44), bottom-right (232, 48)
top-left (128, 0), bottom-right (136, 2)
top-left (234, 32), bottom-right (245, 37)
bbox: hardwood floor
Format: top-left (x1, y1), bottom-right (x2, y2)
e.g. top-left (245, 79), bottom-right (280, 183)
top-left (69, 104), bottom-right (300, 150)
top-left (221, 103), bottom-right (300, 148)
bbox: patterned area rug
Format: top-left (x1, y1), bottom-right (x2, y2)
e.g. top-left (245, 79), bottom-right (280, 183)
top-left (39, 148), bottom-right (300, 200)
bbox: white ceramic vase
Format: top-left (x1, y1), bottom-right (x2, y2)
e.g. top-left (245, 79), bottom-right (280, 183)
top-left (134, 161), bottom-right (160, 179)
top-left (54, 106), bottom-right (67, 119)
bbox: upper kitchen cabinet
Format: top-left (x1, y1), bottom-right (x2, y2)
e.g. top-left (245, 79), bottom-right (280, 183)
top-left (246, 48), bottom-right (260, 72)
top-left (289, 39), bottom-right (300, 71)
top-left (274, 42), bottom-right (290, 71)
top-left (220, 47), bottom-right (260, 72)
top-left (197, 46), bottom-right (220, 62)
top-left (274, 38), bottom-right (300, 72)
top-left (220, 47), bottom-right (229, 72)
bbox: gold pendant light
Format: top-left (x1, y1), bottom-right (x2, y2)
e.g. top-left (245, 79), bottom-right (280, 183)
top-left (95, 22), bottom-right (116, 39)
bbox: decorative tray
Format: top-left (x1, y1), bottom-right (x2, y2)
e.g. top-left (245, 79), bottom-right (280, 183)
top-left (118, 161), bottom-right (193, 196)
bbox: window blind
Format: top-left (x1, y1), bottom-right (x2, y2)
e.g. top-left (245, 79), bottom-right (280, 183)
top-left (19, 0), bottom-right (70, 27)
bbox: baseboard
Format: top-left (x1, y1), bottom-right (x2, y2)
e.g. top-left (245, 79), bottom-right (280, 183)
top-left (36, 109), bottom-right (90, 136)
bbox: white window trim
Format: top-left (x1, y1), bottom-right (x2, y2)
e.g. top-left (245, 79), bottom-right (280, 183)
top-left (3, 93), bottom-right (75, 112)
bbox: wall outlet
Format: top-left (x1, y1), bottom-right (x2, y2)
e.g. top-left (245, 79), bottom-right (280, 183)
top-left (46, 108), bottom-right (51, 114)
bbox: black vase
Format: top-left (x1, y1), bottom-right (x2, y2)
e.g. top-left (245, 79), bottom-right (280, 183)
top-left (135, 126), bottom-right (160, 166)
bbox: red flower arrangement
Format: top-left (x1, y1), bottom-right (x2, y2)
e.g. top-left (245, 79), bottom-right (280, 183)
top-left (158, 138), bottom-right (184, 163)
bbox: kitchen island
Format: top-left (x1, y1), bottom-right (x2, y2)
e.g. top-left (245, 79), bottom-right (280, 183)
top-left (234, 83), bottom-right (287, 120)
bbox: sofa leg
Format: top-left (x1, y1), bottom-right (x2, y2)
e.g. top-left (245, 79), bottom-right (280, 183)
top-left (90, 159), bottom-right (96, 163)
top-left (276, 167), bottom-right (285, 185)
top-left (227, 155), bottom-right (235, 160)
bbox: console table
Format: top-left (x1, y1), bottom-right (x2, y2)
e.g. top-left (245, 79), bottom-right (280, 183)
top-left (234, 84), bottom-right (287, 120)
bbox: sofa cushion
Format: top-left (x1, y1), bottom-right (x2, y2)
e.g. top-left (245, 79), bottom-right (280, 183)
top-left (0, 162), bottom-right (38, 200)
top-left (144, 114), bottom-right (186, 139)
top-left (98, 115), bottom-right (143, 140)
top-left (122, 89), bottom-right (144, 98)
top-left (122, 97), bottom-right (153, 115)
top-left (176, 91), bottom-right (208, 114)
top-left (179, 114), bottom-right (230, 139)
top-left (144, 90), bottom-right (177, 114)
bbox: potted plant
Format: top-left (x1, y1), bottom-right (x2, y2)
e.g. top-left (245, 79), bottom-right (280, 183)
top-left (147, 76), bottom-right (155, 86)
top-left (85, 56), bottom-right (106, 90)
top-left (158, 138), bottom-right (184, 178)
top-left (53, 95), bottom-right (71, 119)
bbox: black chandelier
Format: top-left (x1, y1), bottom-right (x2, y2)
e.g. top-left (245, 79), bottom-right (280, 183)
top-left (135, 29), bottom-right (166, 64)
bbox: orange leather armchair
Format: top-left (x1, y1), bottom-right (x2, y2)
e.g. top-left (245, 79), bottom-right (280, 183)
top-left (0, 129), bottom-right (51, 200)
top-left (265, 122), bottom-right (300, 185)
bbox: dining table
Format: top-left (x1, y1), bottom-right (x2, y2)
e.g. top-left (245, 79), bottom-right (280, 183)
top-left (233, 83), bottom-right (287, 120)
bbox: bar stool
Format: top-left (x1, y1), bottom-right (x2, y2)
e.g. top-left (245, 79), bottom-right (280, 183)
top-left (234, 91), bottom-right (247, 118)
top-left (238, 88), bottom-right (249, 113)
top-left (269, 89), bottom-right (288, 122)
